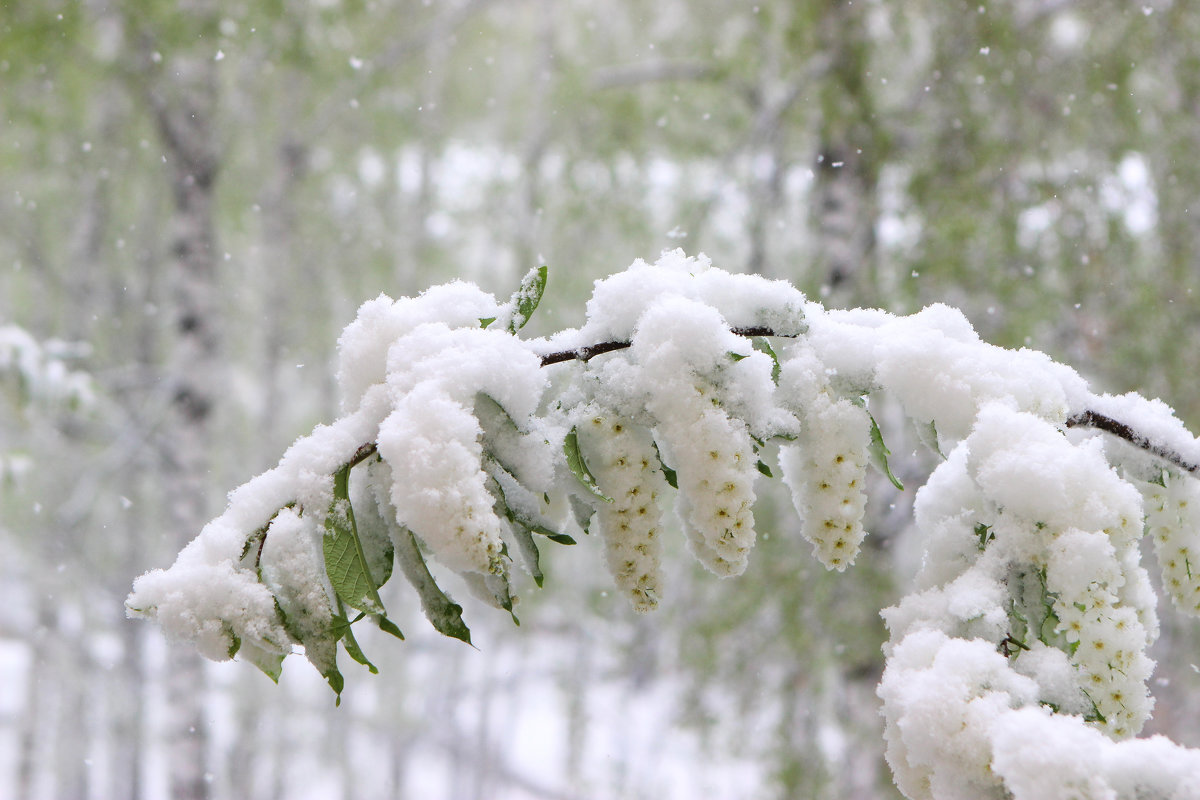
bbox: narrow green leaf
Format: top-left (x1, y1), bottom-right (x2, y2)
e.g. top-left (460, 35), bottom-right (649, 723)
top-left (756, 460), bottom-right (774, 478)
top-left (330, 609), bottom-right (365, 640)
top-left (511, 523), bottom-right (544, 587)
top-left (376, 542), bottom-right (395, 591)
top-left (752, 337), bottom-right (782, 384)
top-left (462, 570), bottom-right (520, 625)
top-left (728, 351), bottom-right (748, 362)
top-left (536, 528), bottom-right (576, 546)
top-left (225, 627), bottom-right (241, 659)
top-left (479, 317), bottom-right (497, 328)
top-left (326, 664), bottom-right (345, 705)
top-left (916, 419), bottom-right (944, 459)
top-left (975, 523), bottom-right (995, 551)
top-left (248, 650), bottom-right (285, 684)
top-left (323, 464), bottom-right (387, 615)
top-left (275, 593), bottom-right (341, 700)
top-left (507, 264), bottom-right (548, 333)
top-left (564, 427), bottom-right (613, 502)
top-left (484, 468), bottom-right (544, 586)
top-left (340, 621), bottom-right (379, 675)
top-left (568, 494), bottom-right (594, 535)
top-left (1081, 691), bottom-right (1107, 725)
top-left (393, 527), bottom-right (473, 645)
top-left (239, 528), bottom-right (264, 563)
top-left (377, 616), bottom-right (405, 640)
top-left (652, 439), bottom-right (679, 489)
top-left (486, 571), bottom-right (516, 615)
top-left (856, 400), bottom-right (904, 491)
top-left (476, 392), bottom-right (523, 433)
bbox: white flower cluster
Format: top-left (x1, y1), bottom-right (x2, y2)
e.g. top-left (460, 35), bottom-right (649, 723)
top-left (880, 629), bottom-right (1200, 800)
top-left (1141, 471), bottom-right (1200, 615)
top-left (574, 406), bottom-right (667, 612)
top-left (665, 389), bottom-right (759, 577)
top-left (130, 252), bottom-right (1200, 795)
top-left (1044, 527), bottom-right (1154, 739)
top-left (556, 254), bottom-right (803, 594)
top-left (628, 298), bottom-right (765, 577)
top-left (778, 346), bottom-right (871, 571)
top-left (881, 404), bottom-right (1162, 795)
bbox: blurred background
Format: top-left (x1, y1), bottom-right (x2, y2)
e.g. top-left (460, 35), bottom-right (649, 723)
top-left (3, 0), bottom-right (1200, 798)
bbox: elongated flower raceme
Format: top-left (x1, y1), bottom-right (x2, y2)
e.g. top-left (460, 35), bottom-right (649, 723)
top-left (631, 297), bottom-right (760, 576)
top-left (782, 395), bottom-right (871, 572)
top-left (1044, 527), bottom-right (1153, 739)
top-left (1141, 471), bottom-right (1200, 615)
top-left (777, 345), bottom-right (871, 571)
top-left (575, 406), bottom-right (667, 612)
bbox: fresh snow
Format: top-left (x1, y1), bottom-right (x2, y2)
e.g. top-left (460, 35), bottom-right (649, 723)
top-left (130, 250), bottom-right (1200, 799)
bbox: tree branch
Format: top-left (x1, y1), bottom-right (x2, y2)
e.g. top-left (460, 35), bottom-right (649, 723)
top-left (538, 326), bottom-right (791, 367)
top-left (1066, 409), bottom-right (1200, 474)
top-left (242, 327), bottom-right (791, 559)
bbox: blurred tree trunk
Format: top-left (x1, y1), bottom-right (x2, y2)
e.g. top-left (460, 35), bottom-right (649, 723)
top-left (130, 2), bottom-right (224, 797)
top-left (812, 0), bottom-right (880, 308)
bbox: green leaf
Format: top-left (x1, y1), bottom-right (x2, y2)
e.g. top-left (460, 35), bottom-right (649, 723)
top-left (462, 569), bottom-right (520, 625)
top-left (483, 467), bottom-right (545, 586)
top-left (239, 527), bottom-right (266, 563)
top-left (487, 571), bottom-right (518, 621)
top-left (246, 648), bottom-right (285, 684)
top-left (728, 351), bottom-right (748, 362)
top-left (508, 516), bottom-right (544, 588)
top-left (536, 528), bottom-right (577, 545)
top-left (377, 616), bottom-right (405, 640)
top-left (338, 617), bottom-right (379, 675)
top-left (756, 460), bottom-right (774, 478)
top-left (1081, 691), bottom-right (1107, 725)
top-left (325, 665), bottom-right (345, 705)
top-left (323, 464), bottom-right (387, 616)
top-left (393, 527), bottom-right (473, 645)
top-left (225, 626), bottom-right (241, 659)
top-left (375, 541), bottom-right (395, 592)
top-left (916, 419), bottom-right (944, 459)
top-left (651, 439), bottom-right (678, 489)
top-left (859, 401), bottom-right (904, 491)
top-left (490, 466), bottom-right (575, 548)
top-left (975, 523), bottom-right (995, 551)
top-left (752, 337), bottom-right (782, 384)
top-left (479, 317), bottom-right (497, 328)
top-left (475, 392), bottom-right (523, 432)
top-left (564, 427), bottom-right (613, 502)
top-left (507, 264), bottom-right (548, 333)
top-left (568, 494), bottom-right (594, 534)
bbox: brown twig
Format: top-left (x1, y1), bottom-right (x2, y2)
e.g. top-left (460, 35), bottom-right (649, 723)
top-left (538, 326), bottom-right (792, 367)
top-left (1066, 409), bottom-right (1200, 474)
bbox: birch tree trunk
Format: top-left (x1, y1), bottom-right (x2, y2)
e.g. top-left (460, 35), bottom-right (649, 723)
top-left (133, 3), bottom-right (224, 796)
top-left (812, 0), bottom-right (880, 308)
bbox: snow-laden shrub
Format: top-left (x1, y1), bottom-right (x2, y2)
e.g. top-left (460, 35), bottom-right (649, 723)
top-left (129, 252), bottom-right (1200, 797)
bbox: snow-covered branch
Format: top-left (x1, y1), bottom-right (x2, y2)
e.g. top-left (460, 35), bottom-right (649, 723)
top-left (537, 325), bottom-right (791, 366)
top-left (1067, 409), bottom-right (1200, 474)
top-left (128, 251), bottom-right (1200, 798)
